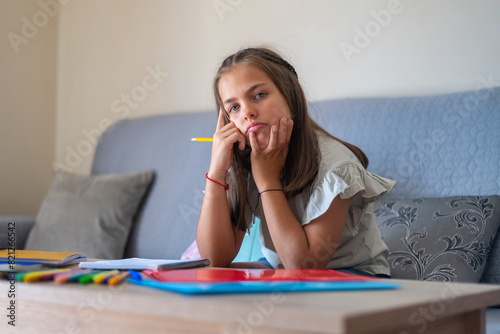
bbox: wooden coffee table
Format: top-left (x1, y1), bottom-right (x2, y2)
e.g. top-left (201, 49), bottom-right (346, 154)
top-left (0, 276), bottom-right (499, 334)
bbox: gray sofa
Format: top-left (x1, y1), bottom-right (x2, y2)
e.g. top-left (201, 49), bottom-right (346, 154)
top-left (1, 87), bottom-right (499, 329)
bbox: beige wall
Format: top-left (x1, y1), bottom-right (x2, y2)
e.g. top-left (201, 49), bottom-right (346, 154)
top-left (0, 1), bottom-right (57, 215)
top-left (1, 0), bottom-right (500, 214)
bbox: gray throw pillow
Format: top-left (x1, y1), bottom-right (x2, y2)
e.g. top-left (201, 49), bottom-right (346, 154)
top-left (25, 170), bottom-right (154, 259)
top-left (374, 196), bottom-right (500, 283)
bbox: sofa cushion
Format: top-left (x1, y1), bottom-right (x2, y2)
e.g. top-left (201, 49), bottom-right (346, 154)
top-left (374, 196), bottom-right (500, 282)
top-left (25, 170), bottom-right (154, 259)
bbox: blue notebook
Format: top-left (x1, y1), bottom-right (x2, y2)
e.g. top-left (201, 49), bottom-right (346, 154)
top-left (127, 279), bottom-right (400, 295)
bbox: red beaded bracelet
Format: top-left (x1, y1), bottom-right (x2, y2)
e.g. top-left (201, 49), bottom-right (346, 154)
top-left (205, 173), bottom-right (229, 190)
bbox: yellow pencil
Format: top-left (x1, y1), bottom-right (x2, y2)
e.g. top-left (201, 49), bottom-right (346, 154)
top-left (191, 138), bottom-right (213, 142)
top-left (93, 270), bottom-right (120, 284)
top-left (23, 268), bottom-right (72, 283)
top-left (107, 271), bottom-right (130, 286)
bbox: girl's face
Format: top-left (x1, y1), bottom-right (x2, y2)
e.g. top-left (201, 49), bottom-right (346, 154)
top-left (218, 64), bottom-right (291, 150)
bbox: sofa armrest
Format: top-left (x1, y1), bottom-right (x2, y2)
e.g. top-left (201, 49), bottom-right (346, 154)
top-left (0, 216), bottom-right (35, 250)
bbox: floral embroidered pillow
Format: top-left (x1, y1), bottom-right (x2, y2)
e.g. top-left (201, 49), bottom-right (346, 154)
top-left (374, 196), bottom-right (500, 282)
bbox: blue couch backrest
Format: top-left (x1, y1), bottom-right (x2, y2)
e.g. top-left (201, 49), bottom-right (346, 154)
top-left (91, 87), bottom-right (500, 259)
top-left (92, 112), bottom-right (216, 259)
top-left (311, 87), bottom-right (500, 198)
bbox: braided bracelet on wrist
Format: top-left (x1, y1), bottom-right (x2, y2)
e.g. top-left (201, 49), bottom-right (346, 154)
top-left (205, 173), bottom-right (229, 190)
top-left (259, 188), bottom-right (284, 195)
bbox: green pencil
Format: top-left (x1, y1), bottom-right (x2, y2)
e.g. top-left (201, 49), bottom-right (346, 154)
top-left (78, 271), bottom-right (103, 284)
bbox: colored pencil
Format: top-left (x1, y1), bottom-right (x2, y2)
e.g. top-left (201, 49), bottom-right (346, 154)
top-left (54, 269), bottom-right (92, 284)
top-left (93, 270), bottom-right (119, 284)
top-left (191, 138), bottom-right (213, 142)
top-left (108, 271), bottom-right (130, 286)
top-left (128, 270), bottom-right (142, 281)
top-left (22, 268), bottom-right (72, 283)
top-left (68, 270), bottom-right (99, 283)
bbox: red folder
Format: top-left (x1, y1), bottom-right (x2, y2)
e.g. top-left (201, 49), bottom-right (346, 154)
top-left (142, 269), bottom-right (377, 283)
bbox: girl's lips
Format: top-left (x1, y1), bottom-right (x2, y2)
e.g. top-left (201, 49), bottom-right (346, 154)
top-left (246, 123), bottom-right (267, 134)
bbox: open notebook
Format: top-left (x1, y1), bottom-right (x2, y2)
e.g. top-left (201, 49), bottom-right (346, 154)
top-left (79, 258), bottom-right (209, 271)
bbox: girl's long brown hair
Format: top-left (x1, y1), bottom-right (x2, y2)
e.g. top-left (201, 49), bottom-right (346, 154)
top-left (213, 47), bottom-right (368, 231)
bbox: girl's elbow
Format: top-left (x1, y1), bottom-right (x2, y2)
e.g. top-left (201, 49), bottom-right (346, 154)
top-left (200, 251), bottom-right (233, 268)
top-left (206, 254), bottom-right (236, 268)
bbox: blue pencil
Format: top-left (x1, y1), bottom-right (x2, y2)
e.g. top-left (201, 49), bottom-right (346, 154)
top-left (128, 270), bottom-right (142, 281)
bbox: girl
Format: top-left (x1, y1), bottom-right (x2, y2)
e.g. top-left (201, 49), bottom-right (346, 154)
top-left (196, 47), bottom-right (395, 277)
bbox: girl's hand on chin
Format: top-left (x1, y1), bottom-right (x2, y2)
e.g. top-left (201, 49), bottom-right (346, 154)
top-left (249, 118), bottom-right (293, 191)
top-left (208, 109), bottom-right (246, 181)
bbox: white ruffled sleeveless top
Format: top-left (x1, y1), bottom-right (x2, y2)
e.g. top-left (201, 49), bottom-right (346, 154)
top-left (245, 132), bottom-right (396, 275)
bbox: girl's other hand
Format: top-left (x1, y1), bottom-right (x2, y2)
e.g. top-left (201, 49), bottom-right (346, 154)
top-left (249, 117), bottom-right (293, 191)
top-left (207, 108), bottom-right (246, 183)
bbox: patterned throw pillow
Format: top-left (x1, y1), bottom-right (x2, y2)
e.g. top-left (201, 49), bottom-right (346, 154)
top-left (374, 196), bottom-right (500, 282)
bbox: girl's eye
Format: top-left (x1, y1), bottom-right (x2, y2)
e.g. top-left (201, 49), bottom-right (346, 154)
top-left (255, 92), bottom-right (266, 99)
top-left (229, 105), bottom-right (239, 113)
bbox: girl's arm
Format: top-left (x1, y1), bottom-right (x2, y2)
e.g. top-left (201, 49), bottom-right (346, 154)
top-left (249, 118), bottom-right (350, 269)
top-left (260, 191), bottom-right (350, 269)
top-left (196, 177), bottom-right (246, 267)
top-left (196, 110), bottom-right (247, 267)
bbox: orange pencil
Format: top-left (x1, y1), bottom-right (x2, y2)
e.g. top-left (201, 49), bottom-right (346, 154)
top-left (108, 271), bottom-right (130, 286)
